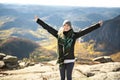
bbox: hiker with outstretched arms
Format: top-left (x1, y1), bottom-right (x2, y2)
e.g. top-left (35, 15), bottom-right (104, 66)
top-left (35, 16), bottom-right (103, 80)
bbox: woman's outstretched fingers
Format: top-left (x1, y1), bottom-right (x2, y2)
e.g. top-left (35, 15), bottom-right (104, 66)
top-left (34, 16), bottom-right (39, 22)
top-left (99, 20), bottom-right (103, 26)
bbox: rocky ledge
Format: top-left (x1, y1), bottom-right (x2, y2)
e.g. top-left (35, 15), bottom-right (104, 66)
top-left (0, 59), bottom-right (120, 80)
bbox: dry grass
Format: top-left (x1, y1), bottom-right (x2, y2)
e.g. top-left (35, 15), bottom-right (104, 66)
top-left (111, 52), bottom-right (120, 62)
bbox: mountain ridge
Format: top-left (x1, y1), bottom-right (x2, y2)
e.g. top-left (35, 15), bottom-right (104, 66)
top-left (82, 15), bottom-right (120, 54)
top-left (0, 4), bottom-right (120, 59)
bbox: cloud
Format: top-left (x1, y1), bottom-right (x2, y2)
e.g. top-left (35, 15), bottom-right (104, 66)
top-left (0, 0), bottom-right (120, 7)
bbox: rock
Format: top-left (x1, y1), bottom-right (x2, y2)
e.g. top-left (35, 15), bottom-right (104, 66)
top-left (0, 60), bottom-right (120, 80)
top-left (106, 72), bottom-right (120, 80)
top-left (0, 53), bottom-right (6, 60)
top-left (93, 56), bottom-right (113, 63)
top-left (89, 73), bottom-right (107, 80)
top-left (43, 77), bottom-right (47, 80)
top-left (3, 55), bottom-right (18, 69)
top-left (100, 62), bottom-right (120, 72)
top-left (47, 60), bottom-right (57, 66)
top-left (0, 61), bottom-right (5, 68)
top-left (27, 62), bottom-right (36, 66)
top-left (19, 62), bottom-right (26, 68)
top-left (90, 72), bottom-right (120, 80)
top-left (5, 62), bottom-right (19, 69)
top-left (3, 55), bottom-right (18, 63)
top-left (76, 62), bottom-right (120, 80)
top-left (18, 61), bottom-right (36, 69)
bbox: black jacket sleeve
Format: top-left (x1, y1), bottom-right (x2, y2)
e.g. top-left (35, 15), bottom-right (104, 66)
top-left (36, 18), bottom-right (58, 38)
top-left (74, 23), bottom-right (100, 39)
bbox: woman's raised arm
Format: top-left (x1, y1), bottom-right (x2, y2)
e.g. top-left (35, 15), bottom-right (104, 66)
top-left (35, 16), bottom-right (58, 38)
top-left (75, 21), bottom-right (103, 39)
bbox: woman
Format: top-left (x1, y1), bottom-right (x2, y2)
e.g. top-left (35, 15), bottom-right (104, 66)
top-left (35, 16), bottom-right (103, 80)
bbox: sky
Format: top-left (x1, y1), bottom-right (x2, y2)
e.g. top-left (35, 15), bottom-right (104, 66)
top-left (0, 0), bottom-right (120, 7)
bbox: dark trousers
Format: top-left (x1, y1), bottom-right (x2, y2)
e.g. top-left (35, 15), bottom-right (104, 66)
top-left (59, 63), bottom-right (74, 80)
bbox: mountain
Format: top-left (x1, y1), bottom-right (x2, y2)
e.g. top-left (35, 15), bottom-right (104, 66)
top-left (0, 4), bottom-right (120, 59)
top-left (0, 4), bottom-right (120, 43)
top-left (0, 37), bottom-right (57, 60)
top-left (82, 15), bottom-right (120, 54)
top-left (0, 37), bottom-right (39, 59)
top-left (0, 4), bottom-right (120, 38)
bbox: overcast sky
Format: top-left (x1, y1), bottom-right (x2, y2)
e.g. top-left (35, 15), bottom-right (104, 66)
top-left (0, 0), bottom-right (120, 7)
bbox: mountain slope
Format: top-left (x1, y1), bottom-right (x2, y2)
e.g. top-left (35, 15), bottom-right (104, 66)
top-left (0, 4), bottom-right (120, 60)
top-left (0, 4), bottom-right (120, 41)
top-left (82, 15), bottom-right (120, 54)
top-left (0, 37), bottom-right (39, 59)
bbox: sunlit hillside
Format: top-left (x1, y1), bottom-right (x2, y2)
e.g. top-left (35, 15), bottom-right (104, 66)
top-left (40, 37), bottom-right (103, 59)
top-left (0, 37), bottom-right (39, 59)
top-left (40, 37), bottom-right (57, 51)
top-left (111, 52), bottom-right (120, 62)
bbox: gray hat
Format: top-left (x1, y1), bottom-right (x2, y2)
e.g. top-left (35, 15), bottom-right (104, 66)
top-left (63, 20), bottom-right (71, 27)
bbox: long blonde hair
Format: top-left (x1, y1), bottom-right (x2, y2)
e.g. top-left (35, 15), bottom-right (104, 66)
top-left (58, 27), bottom-right (64, 39)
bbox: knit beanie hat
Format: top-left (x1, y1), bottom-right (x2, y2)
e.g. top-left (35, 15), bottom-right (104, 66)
top-left (62, 20), bottom-right (71, 27)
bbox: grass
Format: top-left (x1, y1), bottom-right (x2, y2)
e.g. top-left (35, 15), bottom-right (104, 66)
top-left (111, 52), bottom-right (120, 62)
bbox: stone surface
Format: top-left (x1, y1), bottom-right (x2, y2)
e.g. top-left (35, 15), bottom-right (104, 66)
top-left (0, 61), bottom-right (120, 80)
top-left (93, 56), bottom-right (113, 63)
top-left (0, 61), bottom-right (5, 68)
top-left (0, 53), bottom-right (6, 60)
top-left (3, 55), bottom-right (18, 63)
top-left (5, 62), bottom-right (19, 69)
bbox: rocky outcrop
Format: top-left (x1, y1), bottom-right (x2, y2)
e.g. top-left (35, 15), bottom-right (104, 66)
top-left (18, 61), bottom-right (36, 68)
top-left (0, 61), bottom-right (5, 68)
top-left (0, 60), bottom-right (120, 80)
top-left (0, 53), bottom-right (18, 69)
top-left (0, 53), bottom-right (6, 60)
top-left (76, 62), bottom-right (120, 80)
top-left (3, 55), bottom-right (18, 63)
top-left (0, 53), bottom-right (6, 68)
top-left (0, 53), bottom-right (36, 70)
top-left (92, 56), bottom-right (113, 63)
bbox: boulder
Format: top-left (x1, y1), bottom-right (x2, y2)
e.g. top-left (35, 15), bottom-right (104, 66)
top-left (19, 62), bottom-right (26, 68)
top-left (90, 72), bottom-right (120, 80)
top-left (100, 62), bottom-right (120, 72)
top-left (76, 62), bottom-right (120, 80)
top-left (0, 53), bottom-right (6, 60)
top-left (0, 61), bottom-right (5, 68)
top-left (0, 60), bottom-right (120, 80)
top-left (93, 56), bottom-right (113, 63)
top-left (19, 61), bottom-right (36, 69)
top-left (3, 55), bottom-right (18, 63)
top-left (3, 55), bottom-right (18, 69)
top-left (106, 72), bottom-right (120, 80)
top-left (5, 62), bottom-right (19, 69)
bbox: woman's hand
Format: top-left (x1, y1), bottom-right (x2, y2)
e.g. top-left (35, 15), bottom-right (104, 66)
top-left (34, 16), bottom-right (39, 22)
top-left (98, 20), bottom-right (103, 26)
